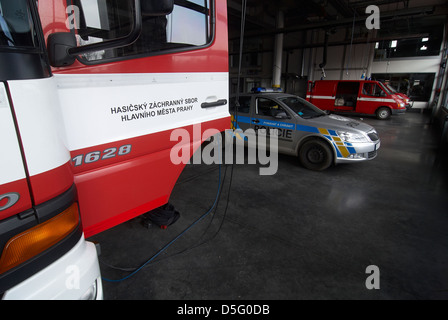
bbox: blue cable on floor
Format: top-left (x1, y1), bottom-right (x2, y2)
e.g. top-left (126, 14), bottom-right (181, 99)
top-left (102, 161), bottom-right (223, 283)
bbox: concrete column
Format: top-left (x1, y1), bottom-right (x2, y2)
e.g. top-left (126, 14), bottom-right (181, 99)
top-left (272, 10), bottom-right (284, 89)
top-left (366, 29), bottom-right (378, 79)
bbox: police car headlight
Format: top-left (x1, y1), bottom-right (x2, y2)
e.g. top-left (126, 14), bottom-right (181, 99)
top-left (337, 131), bottom-right (369, 143)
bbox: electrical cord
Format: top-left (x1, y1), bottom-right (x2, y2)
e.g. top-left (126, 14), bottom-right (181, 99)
top-left (101, 165), bottom-right (232, 278)
top-left (170, 162), bottom-right (233, 255)
top-left (101, 0), bottom-right (247, 283)
top-left (101, 137), bottom-right (231, 282)
top-left (102, 160), bottom-right (223, 283)
top-left (177, 0), bottom-right (247, 258)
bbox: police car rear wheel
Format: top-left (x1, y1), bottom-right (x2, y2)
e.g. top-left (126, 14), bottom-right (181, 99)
top-left (299, 139), bottom-right (333, 171)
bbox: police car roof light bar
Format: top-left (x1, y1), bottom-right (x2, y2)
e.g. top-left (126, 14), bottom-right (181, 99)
top-left (251, 87), bottom-right (283, 93)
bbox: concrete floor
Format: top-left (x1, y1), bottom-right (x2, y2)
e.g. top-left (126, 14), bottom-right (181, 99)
top-left (91, 111), bottom-right (448, 300)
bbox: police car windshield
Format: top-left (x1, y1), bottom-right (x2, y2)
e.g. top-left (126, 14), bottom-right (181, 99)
top-left (279, 96), bottom-right (326, 119)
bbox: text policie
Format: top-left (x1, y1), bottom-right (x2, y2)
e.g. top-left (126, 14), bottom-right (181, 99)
top-left (170, 125), bottom-right (279, 176)
top-left (110, 98), bottom-right (197, 122)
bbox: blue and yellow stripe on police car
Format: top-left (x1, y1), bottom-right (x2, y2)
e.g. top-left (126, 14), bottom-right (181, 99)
top-left (230, 114), bottom-right (247, 140)
top-left (318, 128), bottom-right (356, 158)
top-left (232, 116), bottom-right (357, 158)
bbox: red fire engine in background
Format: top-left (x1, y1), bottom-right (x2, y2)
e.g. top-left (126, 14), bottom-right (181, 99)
top-left (0, 0), bottom-right (229, 299)
top-left (306, 80), bottom-right (407, 119)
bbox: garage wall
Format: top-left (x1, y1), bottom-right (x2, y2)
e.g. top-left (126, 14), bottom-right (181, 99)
top-left (281, 28), bottom-right (375, 82)
top-left (279, 26), bottom-right (446, 109)
top-left (229, 17), bottom-right (446, 111)
top-left (309, 43), bottom-right (374, 81)
top-left (371, 56), bottom-right (443, 109)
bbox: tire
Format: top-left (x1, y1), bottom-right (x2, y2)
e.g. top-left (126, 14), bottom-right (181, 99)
top-left (299, 139), bottom-right (333, 171)
top-left (376, 107), bottom-right (391, 120)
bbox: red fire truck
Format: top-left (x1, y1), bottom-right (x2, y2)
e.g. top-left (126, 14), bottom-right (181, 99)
top-left (0, 0), bottom-right (229, 299)
top-left (306, 80), bottom-right (406, 119)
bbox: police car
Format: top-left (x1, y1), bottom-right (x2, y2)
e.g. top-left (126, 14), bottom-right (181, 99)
top-left (230, 88), bottom-right (381, 171)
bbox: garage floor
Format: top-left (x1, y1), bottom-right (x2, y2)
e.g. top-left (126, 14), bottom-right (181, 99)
top-left (91, 111), bottom-right (448, 300)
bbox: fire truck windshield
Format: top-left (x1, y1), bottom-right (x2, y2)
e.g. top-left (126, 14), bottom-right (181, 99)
top-left (0, 0), bottom-right (38, 49)
top-left (73, 0), bottom-right (213, 63)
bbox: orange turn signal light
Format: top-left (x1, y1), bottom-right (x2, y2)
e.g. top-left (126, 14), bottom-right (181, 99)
top-left (0, 203), bottom-right (80, 275)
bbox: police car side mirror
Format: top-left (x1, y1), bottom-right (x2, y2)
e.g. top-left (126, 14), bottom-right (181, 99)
top-left (141, 0), bottom-right (174, 16)
top-left (47, 32), bottom-right (77, 68)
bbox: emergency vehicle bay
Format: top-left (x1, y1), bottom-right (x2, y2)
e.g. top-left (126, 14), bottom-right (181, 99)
top-left (2, 0), bottom-right (448, 301)
top-left (93, 111), bottom-right (448, 300)
top-left (89, 0), bottom-right (448, 301)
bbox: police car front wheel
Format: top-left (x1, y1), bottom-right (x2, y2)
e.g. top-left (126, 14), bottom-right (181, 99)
top-left (299, 139), bottom-right (333, 171)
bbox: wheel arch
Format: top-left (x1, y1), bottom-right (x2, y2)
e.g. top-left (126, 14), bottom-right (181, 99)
top-left (296, 135), bottom-right (337, 165)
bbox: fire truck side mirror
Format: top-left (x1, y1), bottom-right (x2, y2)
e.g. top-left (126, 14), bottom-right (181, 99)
top-left (141, 0), bottom-right (174, 16)
top-left (47, 32), bottom-right (77, 68)
top-left (46, 0), bottom-right (172, 68)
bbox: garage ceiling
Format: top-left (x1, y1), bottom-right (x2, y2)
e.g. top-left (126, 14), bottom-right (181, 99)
top-left (228, 0), bottom-right (448, 40)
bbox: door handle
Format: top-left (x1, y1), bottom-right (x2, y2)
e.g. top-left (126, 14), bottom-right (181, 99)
top-left (252, 119), bottom-right (260, 124)
top-left (201, 99), bottom-right (228, 109)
